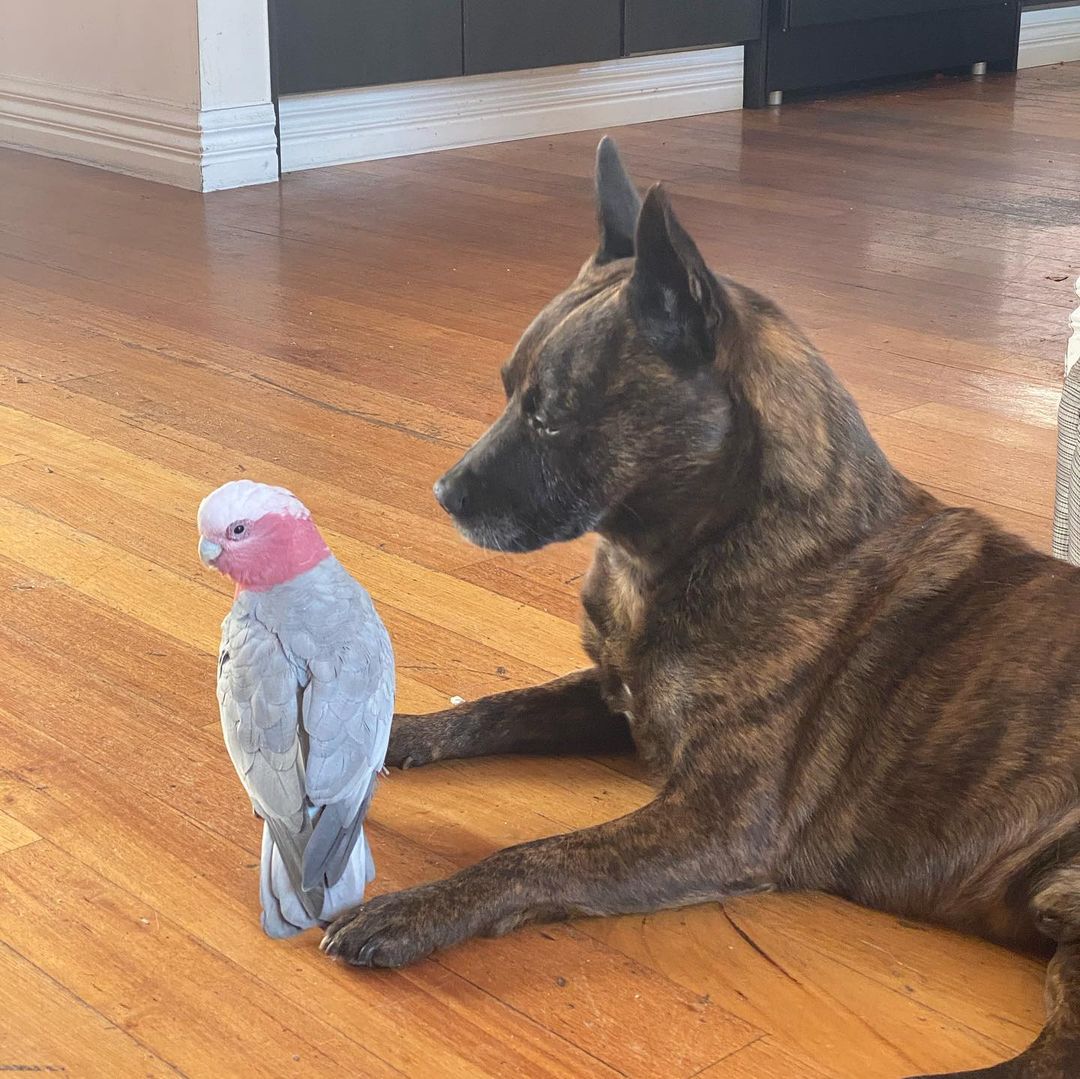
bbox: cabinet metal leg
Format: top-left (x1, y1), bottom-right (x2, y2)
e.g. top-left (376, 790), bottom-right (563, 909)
top-left (767, 90), bottom-right (783, 106)
top-left (971, 61), bottom-right (988, 76)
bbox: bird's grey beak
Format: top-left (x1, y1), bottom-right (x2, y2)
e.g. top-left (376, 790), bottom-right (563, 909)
top-left (199, 537), bottom-right (223, 567)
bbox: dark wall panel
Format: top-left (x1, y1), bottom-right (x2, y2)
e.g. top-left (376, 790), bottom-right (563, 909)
top-left (274, 0), bottom-right (463, 95)
top-left (626, 0), bottom-right (762, 54)
top-left (464, 0), bottom-right (622, 75)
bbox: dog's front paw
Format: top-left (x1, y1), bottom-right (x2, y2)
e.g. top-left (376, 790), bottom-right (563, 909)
top-left (384, 715), bottom-right (446, 770)
top-left (320, 886), bottom-right (454, 968)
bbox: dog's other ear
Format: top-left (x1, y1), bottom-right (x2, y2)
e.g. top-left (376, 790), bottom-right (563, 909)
top-left (628, 184), bottom-right (722, 368)
top-left (595, 137), bottom-right (642, 264)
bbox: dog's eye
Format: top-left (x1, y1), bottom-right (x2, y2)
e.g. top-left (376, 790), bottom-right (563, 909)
top-left (529, 413), bottom-right (559, 438)
top-left (522, 387), bottom-right (559, 437)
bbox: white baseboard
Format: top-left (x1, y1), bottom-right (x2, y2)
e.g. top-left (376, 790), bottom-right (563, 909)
top-left (198, 103), bottom-right (279, 191)
top-left (1019, 5), bottom-right (1080, 69)
top-left (278, 46), bottom-right (743, 174)
top-left (0, 75), bottom-right (278, 191)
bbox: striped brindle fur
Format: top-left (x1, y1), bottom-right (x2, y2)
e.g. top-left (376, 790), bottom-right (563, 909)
top-left (322, 139), bottom-right (1080, 1078)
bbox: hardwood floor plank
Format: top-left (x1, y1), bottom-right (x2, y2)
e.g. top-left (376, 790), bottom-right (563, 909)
top-left (589, 903), bottom-right (1032, 1078)
top-left (0, 809), bottom-right (40, 855)
top-left (868, 413), bottom-right (1055, 519)
top-left (0, 942), bottom-right (181, 1078)
top-left (0, 841), bottom-right (403, 1078)
top-left (695, 1037), bottom-right (835, 1078)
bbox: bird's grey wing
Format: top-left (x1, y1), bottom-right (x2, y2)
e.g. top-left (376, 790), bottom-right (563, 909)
top-left (299, 589), bottom-right (394, 892)
top-left (218, 612), bottom-right (322, 919)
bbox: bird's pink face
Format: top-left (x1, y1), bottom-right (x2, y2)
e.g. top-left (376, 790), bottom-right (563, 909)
top-left (199, 510), bottom-right (330, 592)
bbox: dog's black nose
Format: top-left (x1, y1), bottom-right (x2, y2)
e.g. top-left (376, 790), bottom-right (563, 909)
top-left (434, 472), bottom-right (469, 518)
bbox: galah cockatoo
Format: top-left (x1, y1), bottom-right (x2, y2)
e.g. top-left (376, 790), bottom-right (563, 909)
top-left (197, 480), bottom-right (394, 939)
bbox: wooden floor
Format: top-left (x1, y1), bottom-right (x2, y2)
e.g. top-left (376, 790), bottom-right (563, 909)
top-left (2, 61), bottom-right (1079, 1078)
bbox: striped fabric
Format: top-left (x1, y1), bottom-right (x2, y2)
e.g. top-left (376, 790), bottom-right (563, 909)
top-left (1052, 277), bottom-right (1080, 563)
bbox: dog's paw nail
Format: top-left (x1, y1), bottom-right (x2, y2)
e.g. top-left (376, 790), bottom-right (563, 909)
top-left (358, 939), bottom-right (381, 966)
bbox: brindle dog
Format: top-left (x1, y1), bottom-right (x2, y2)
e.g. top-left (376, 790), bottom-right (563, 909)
top-left (323, 139), bottom-right (1080, 1078)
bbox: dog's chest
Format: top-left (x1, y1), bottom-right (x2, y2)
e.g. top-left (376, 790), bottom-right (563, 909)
top-left (581, 549), bottom-right (675, 771)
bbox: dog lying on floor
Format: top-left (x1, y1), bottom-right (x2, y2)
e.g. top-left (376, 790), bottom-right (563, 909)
top-left (323, 138), bottom-right (1080, 1079)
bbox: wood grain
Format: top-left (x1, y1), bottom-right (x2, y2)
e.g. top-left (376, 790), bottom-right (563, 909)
top-left (0, 941), bottom-right (179, 1078)
top-left (697, 1038), bottom-right (834, 1078)
top-left (1, 61), bottom-right (1079, 1077)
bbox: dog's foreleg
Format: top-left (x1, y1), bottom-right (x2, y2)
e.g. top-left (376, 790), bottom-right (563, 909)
top-left (322, 797), bottom-right (759, 967)
top-left (385, 668), bottom-right (632, 767)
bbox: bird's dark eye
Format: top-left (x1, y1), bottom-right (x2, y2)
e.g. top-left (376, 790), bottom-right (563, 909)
top-left (231, 523), bottom-right (246, 537)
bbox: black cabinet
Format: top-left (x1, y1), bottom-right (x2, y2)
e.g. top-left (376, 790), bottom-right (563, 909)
top-left (626, 0), bottom-right (762, 53)
top-left (273, 0), bottom-right (763, 95)
top-left (785, 0), bottom-right (1004, 26)
top-left (745, 0), bottom-right (1022, 106)
top-left (273, 0), bottom-right (463, 95)
top-left (464, 0), bottom-right (622, 75)
top-left (273, 0), bottom-right (1025, 106)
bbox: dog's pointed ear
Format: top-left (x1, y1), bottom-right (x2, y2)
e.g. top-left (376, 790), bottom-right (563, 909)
top-left (628, 184), bottom-right (722, 367)
top-left (595, 137), bottom-right (642, 264)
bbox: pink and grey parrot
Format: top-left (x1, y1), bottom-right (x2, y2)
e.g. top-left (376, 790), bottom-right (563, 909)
top-left (197, 480), bottom-right (394, 939)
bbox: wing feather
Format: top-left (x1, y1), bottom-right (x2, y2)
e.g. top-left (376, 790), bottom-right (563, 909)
top-left (218, 610), bottom-right (322, 919)
top-left (295, 582), bottom-right (394, 893)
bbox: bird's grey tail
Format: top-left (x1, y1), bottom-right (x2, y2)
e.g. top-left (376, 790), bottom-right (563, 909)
top-left (302, 771), bottom-right (379, 892)
top-left (258, 819), bottom-right (325, 940)
top-left (319, 826), bottom-right (376, 925)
